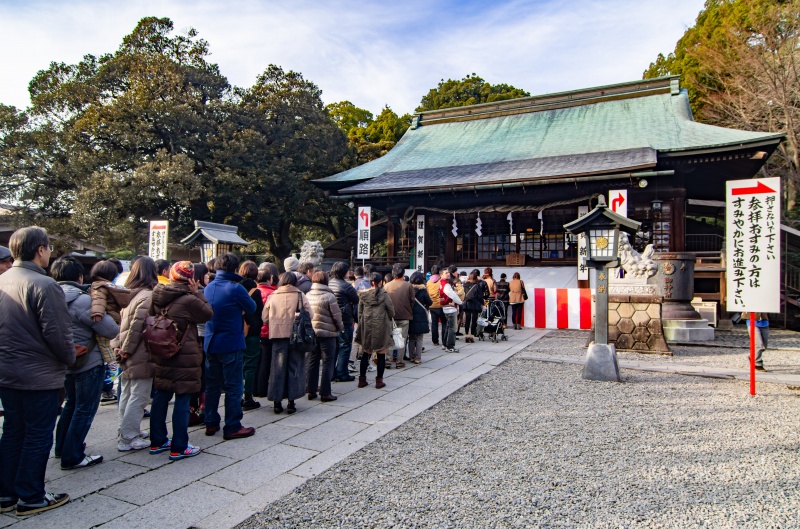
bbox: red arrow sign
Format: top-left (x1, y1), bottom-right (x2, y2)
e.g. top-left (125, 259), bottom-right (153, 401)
top-left (359, 209), bottom-right (369, 227)
top-left (731, 181), bottom-right (776, 196)
top-left (611, 193), bottom-right (625, 212)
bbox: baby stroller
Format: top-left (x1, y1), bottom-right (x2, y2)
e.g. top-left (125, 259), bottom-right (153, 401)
top-left (476, 300), bottom-right (507, 342)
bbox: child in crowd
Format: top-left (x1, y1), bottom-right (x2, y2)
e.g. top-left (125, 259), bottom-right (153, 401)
top-left (90, 260), bottom-right (131, 404)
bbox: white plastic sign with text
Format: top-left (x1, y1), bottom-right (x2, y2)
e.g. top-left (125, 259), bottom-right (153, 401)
top-left (725, 177), bottom-right (780, 313)
top-left (357, 207), bottom-right (371, 260)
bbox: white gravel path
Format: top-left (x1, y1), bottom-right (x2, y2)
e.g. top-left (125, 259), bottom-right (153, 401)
top-left (237, 332), bottom-right (800, 529)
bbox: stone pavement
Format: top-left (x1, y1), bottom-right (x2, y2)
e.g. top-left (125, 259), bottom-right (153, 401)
top-left (0, 329), bottom-right (548, 529)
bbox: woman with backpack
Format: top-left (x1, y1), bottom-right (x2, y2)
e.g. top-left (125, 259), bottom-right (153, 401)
top-left (262, 272), bottom-right (314, 414)
top-left (462, 270), bottom-right (486, 343)
top-left (148, 262), bottom-right (213, 461)
top-left (112, 257), bottom-right (159, 451)
top-left (408, 272), bottom-right (432, 364)
top-left (305, 271), bottom-right (344, 401)
top-left (354, 273), bottom-right (395, 388)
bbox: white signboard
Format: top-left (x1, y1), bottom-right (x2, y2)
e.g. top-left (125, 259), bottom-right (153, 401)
top-left (726, 177), bottom-right (780, 313)
top-left (148, 220), bottom-right (169, 261)
top-left (356, 207), bottom-right (371, 259)
top-left (609, 189), bottom-right (628, 218)
top-left (415, 215), bottom-right (426, 273)
top-left (577, 206), bottom-right (588, 280)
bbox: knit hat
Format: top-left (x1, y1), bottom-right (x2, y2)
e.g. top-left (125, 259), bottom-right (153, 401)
top-left (170, 261), bottom-right (194, 283)
top-left (0, 246), bottom-right (11, 261)
top-left (284, 255), bottom-right (300, 272)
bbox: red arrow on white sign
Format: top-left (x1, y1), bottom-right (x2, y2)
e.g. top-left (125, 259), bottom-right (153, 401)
top-left (731, 181), bottom-right (776, 196)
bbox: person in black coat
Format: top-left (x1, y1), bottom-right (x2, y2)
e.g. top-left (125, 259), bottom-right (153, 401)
top-left (463, 270), bottom-right (487, 343)
top-left (408, 272), bottom-right (432, 364)
top-left (328, 262), bottom-right (359, 382)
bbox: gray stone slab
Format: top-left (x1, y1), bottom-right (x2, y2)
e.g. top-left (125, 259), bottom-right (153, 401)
top-left (284, 418), bottom-right (369, 452)
top-left (44, 460), bottom-right (147, 501)
top-left (349, 414), bottom-right (409, 444)
top-left (0, 515), bottom-right (15, 528)
top-left (393, 366), bottom-right (437, 379)
top-left (100, 481), bottom-right (240, 529)
top-left (377, 375), bottom-right (415, 390)
top-left (326, 386), bottom-right (384, 409)
top-left (12, 492), bottom-right (135, 529)
top-left (339, 399), bottom-right (407, 425)
top-left (290, 437), bottom-right (370, 478)
top-left (378, 385), bottom-right (436, 406)
top-left (116, 444), bottom-right (177, 470)
top-left (193, 473), bottom-right (306, 529)
top-left (276, 403), bottom-right (349, 430)
top-left (419, 354), bottom-right (462, 369)
top-left (101, 452), bottom-right (235, 506)
top-left (205, 423), bottom-right (304, 460)
top-left (202, 443), bottom-right (317, 494)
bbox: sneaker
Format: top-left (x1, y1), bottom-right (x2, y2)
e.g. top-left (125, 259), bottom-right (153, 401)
top-left (100, 391), bottom-right (117, 405)
top-left (16, 492), bottom-right (69, 517)
top-left (142, 409), bottom-right (150, 418)
top-left (118, 438), bottom-right (150, 451)
top-left (367, 364), bottom-right (376, 372)
top-left (140, 430), bottom-right (150, 439)
top-left (60, 455), bottom-right (103, 470)
top-left (0, 496), bottom-right (17, 513)
top-left (445, 347), bottom-right (460, 353)
top-left (149, 439), bottom-right (172, 454)
top-left (348, 362), bottom-right (357, 373)
top-left (756, 365), bottom-right (767, 372)
top-left (169, 445), bottom-right (201, 461)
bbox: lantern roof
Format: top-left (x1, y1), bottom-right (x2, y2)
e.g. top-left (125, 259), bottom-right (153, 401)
top-left (563, 197), bottom-right (641, 236)
top-left (180, 220), bottom-right (249, 246)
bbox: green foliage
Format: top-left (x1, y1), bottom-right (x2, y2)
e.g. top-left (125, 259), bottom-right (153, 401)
top-left (416, 73), bottom-right (529, 112)
top-left (645, 0), bottom-right (800, 210)
top-left (0, 17), bottom-right (352, 259)
top-left (326, 101), bottom-right (411, 166)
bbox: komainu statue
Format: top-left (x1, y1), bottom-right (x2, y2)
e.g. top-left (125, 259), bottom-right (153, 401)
top-left (618, 233), bottom-right (657, 279)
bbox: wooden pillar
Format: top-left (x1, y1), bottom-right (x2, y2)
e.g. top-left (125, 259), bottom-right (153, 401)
top-left (445, 229), bottom-right (456, 264)
top-left (387, 221), bottom-right (396, 259)
top-left (672, 191), bottom-right (686, 252)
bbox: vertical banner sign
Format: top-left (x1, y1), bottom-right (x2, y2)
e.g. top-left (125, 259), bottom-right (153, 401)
top-left (609, 189), bottom-right (628, 218)
top-left (357, 207), bottom-right (371, 260)
top-left (416, 215), bottom-right (426, 273)
top-left (726, 178), bottom-right (780, 313)
top-left (577, 206), bottom-right (589, 280)
top-left (726, 177), bottom-right (780, 397)
top-left (148, 221), bottom-right (168, 261)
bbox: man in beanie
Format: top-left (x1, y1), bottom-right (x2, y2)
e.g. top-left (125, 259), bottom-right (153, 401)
top-left (203, 253), bottom-right (257, 441)
top-left (0, 246), bottom-right (11, 275)
top-left (283, 255), bottom-right (300, 274)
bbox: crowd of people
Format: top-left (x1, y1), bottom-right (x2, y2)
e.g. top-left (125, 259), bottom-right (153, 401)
top-left (0, 226), bottom-right (528, 517)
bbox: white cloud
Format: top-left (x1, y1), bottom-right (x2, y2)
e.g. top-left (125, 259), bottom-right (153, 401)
top-left (0, 0), bottom-right (704, 115)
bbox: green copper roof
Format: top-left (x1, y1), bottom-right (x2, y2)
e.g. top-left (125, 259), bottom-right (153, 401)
top-left (316, 77), bottom-right (783, 191)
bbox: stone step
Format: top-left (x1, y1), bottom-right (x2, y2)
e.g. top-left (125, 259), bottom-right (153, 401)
top-left (662, 319), bottom-right (715, 342)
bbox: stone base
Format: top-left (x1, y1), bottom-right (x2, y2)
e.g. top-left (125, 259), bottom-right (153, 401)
top-left (583, 342), bottom-right (621, 382)
top-left (607, 296), bottom-right (670, 354)
top-left (662, 319), bottom-right (715, 342)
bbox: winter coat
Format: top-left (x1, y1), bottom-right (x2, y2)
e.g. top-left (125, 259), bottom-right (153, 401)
top-left (353, 276), bottom-right (371, 292)
top-left (496, 280), bottom-right (510, 302)
top-left (149, 283), bottom-right (213, 394)
top-left (484, 276), bottom-right (497, 300)
top-left (384, 278), bottom-right (415, 321)
top-left (509, 279), bottom-right (526, 304)
top-left (240, 278), bottom-right (264, 339)
top-left (426, 275), bottom-right (441, 309)
top-left (60, 282), bottom-right (119, 375)
top-left (257, 283), bottom-right (277, 338)
top-left (262, 285), bottom-right (314, 340)
top-left (90, 281), bottom-right (131, 323)
top-left (464, 280), bottom-right (487, 312)
top-left (306, 283), bottom-right (344, 338)
top-left (329, 277), bottom-right (358, 327)
top-left (203, 271), bottom-right (257, 354)
top-left (354, 287), bottom-right (395, 352)
top-left (296, 273), bottom-right (312, 294)
top-left (0, 262), bottom-right (75, 390)
top-left (110, 287), bottom-right (156, 380)
top-left (409, 285), bottom-right (432, 335)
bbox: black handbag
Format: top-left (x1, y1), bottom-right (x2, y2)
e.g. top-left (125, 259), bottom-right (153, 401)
top-left (290, 292), bottom-right (316, 353)
top-left (521, 282), bottom-right (529, 301)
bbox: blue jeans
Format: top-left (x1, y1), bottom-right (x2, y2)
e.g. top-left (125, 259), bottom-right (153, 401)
top-left (334, 326), bottom-right (354, 380)
top-left (0, 388), bottom-right (60, 503)
top-left (102, 364), bottom-right (114, 393)
top-left (429, 308), bottom-right (445, 344)
top-left (443, 311), bottom-right (458, 349)
top-left (55, 364), bottom-right (104, 467)
top-left (150, 390), bottom-right (190, 453)
top-left (204, 351), bottom-right (244, 435)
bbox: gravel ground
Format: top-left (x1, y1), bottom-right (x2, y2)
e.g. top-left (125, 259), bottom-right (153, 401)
top-left (238, 332), bottom-right (800, 529)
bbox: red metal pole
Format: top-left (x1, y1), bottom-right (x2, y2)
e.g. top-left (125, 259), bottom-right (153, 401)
top-left (750, 312), bottom-right (756, 396)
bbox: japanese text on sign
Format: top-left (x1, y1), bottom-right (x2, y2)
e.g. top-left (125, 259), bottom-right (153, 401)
top-left (726, 178), bottom-right (780, 313)
top-left (577, 206), bottom-right (588, 280)
top-left (357, 207), bottom-right (371, 260)
top-left (416, 215), bottom-right (425, 273)
top-left (149, 221), bottom-right (169, 261)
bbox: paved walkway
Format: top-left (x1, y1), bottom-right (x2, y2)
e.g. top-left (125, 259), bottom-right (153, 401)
top-left (0, 329), bottom-right (548, 529)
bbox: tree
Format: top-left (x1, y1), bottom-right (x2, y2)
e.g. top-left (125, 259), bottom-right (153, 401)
top-left (326, 101), bottom-right (411, 166)
top-left (416, 73), bottom-right (529, 112)
top-left (644, 0), bottom-right (800, 210)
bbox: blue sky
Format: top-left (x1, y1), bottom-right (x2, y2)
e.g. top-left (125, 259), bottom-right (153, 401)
top-left (0, 0), bottom-right (705, 115)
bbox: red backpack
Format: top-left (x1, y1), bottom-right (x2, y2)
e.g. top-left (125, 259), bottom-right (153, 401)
top-left (439, 279), bottom-right (452, 305)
